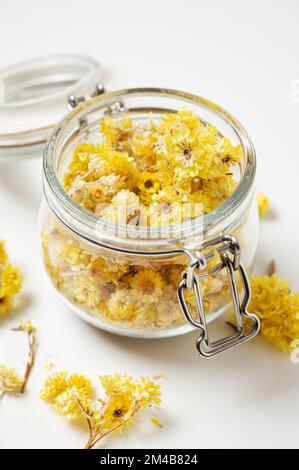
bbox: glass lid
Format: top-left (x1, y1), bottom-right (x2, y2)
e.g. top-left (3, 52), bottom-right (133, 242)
top-left (0, 54), bottom-right (102, 160)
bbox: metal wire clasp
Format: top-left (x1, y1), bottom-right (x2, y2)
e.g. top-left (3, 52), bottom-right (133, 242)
top-left (178, 234), bottom-right (260, 357)
top-left (68, 83), bottom-right (106, 110)
top-left (68, 83), bottom-right (126, 116)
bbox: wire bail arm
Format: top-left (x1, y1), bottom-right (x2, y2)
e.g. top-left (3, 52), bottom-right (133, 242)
top-left (178, 234), bottom-right (260, 358)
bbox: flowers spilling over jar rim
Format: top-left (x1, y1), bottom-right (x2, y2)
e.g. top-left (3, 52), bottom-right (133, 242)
top-left (63, 108), bottom-right (243, 231)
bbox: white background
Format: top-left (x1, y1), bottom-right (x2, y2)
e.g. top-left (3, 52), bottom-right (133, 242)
top-left (1, 0), bottom-right (299, 449)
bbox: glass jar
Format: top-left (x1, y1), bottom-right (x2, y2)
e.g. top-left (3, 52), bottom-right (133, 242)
top-left (40, 87), bottom-right (260, 357)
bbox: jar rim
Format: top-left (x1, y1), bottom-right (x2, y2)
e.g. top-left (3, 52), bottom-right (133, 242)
top-left (43, 87), bottom-right (256, 253)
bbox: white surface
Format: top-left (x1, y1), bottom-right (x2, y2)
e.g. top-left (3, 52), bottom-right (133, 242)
top-left (1, 0), bottom-right (299, 450)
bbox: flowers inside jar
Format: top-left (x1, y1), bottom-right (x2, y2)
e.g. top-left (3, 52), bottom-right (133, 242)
top-left (41, 108), bottom-right (248, 333)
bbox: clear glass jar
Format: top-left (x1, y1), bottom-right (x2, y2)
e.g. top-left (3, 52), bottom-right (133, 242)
top-left (40, 88), bottom-right (260, 355)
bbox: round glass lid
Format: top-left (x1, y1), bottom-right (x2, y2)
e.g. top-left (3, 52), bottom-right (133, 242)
top-left (0, 54), bottom-right (102, 160)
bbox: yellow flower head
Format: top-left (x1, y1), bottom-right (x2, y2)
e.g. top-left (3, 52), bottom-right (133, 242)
top-left (40, 371), bottom-right (68, 401)
top-left (16, 320), bottom-right (36, 334)
top-left (136, 376), bottom-right (162, 407)
top-left (41, 371), bottom-right (93, 420)
top-left (248, 274), bottom-right (299, 351)
top-left (59, 241), bottom-right (91, 268)
top-left (89, 256), bottom-right (127, 283)
top-left (0, 264), bottom-right (23, 297)
top-left (136, 171), bottom-right (163, 205)
top-left (53, 388), bottom-right (91, 420)
top-left (72, 275), bottom-right (101, 309)
top-left (100, 373), bottom-right (135, 397)
top-left (63, 143), bottom-right (96, 191)
top-left (99, 189), bottom-right (142, 225)
top-left (130, 269), bottom-right (163, 300)
top-left (0, 364), bottom-right (22, 396)
top-left (100, 392), bottom-right (135, 430)
top-left (0, 242), bottom-right (23, 318)
top-left (104, 290), bottom-right (137, 322)
top-left (66, 373), bottom-right (93, 396)
top-left (100, 116), bottom-right (133, 150)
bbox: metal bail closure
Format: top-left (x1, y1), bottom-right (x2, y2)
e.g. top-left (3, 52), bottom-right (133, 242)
top-left (178, 234), bottom-right (260, 358)
top-left (68, 83), bottom-right (126, 116)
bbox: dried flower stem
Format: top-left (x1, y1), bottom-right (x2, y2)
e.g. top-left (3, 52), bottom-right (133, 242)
top-left (77, 397), bottom-right (93, 441)
top-left (20, 332), bottom-right (36, 394)
top-left (85, 403), bottom-right (139, 450)
top-left (267, 260), bottom-right (276, 276)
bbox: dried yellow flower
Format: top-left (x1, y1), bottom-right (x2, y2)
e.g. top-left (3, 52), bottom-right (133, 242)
top-left (248, 274), bottom-right (299, 351)
top-left (256, 191), bottom-right (270, 217)
top-left (41, 371), bottom-right (162, 449)
top-left (136, 376), bottom-right (162, 408)
top-left (229, 273), bottom-right (299, 351)
top-left (0, 241), bottom-right (23, 317)
top-left (41, 371), bottom-right (92, 420)
top-left (1, 264), bottom-right (23, 297)
top-left (40, 371), bottom-right (68, 401)
top-left (14, 320), bottom-right (36, 334)
top-left (0, 364), bottom-right (22, 397)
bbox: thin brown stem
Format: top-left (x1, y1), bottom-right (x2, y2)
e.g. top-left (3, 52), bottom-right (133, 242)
top-left (20, 332), bottom-right (36, 394)
top-left (77, 397), bottom-right (93, 443)
top-left (267, 260), bottom-right (276, 276)
top-left (86, 413), bottom-right (135, 449)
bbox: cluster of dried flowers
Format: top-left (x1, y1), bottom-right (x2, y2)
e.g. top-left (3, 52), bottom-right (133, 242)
top-left (40, 371), bottom-right (161, 449)
top-left (63, 109), bottom-right (242, 222)
top-left (248, 272), bottom-right (299, 351)
top-left (42, 109), bottom-right (243, 331)
top-left (0, 320), bottom-right (36, 397)
top-left (0, 240), bottom-right (23, 316)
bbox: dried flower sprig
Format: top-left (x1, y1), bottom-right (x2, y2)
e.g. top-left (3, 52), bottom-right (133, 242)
top-left (12, 320), bottom-right (36, 393)
top-left (0, 240), bottom-right (23, 317)
top-left (0, 321), bottom-right (36, 397)
top-left (40, 371), bottom-right (162, 449)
